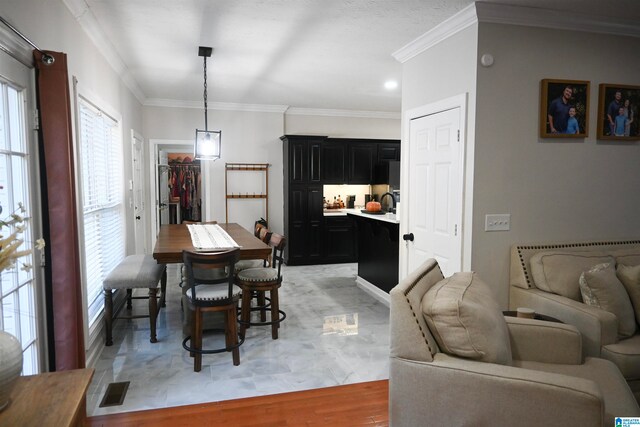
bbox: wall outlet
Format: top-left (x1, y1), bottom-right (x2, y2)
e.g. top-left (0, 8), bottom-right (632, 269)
top-left (485, 214), bottom-right (511, 231)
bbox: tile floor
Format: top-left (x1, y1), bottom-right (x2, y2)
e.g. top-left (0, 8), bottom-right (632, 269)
top-left (87, 263), bottom-right (390, 416)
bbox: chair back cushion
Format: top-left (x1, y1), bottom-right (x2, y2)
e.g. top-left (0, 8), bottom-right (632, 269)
top-left (421, 272), bottom-right (513, 365)
top-left (529, 251), bottom-right (614, 301)
top-left (579, 263), bottom-right (636, 338)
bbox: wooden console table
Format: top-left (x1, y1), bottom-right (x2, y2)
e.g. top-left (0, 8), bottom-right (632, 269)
top-left (0, 368), bottom-right (94, 427)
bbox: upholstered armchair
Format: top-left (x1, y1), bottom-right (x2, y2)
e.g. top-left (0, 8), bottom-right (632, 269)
top-left (389, 259), bottom-right (639, 427)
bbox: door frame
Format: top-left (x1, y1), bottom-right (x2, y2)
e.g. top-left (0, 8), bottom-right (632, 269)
top-left (399, 93), bottom-right (473, 280)
top-left (148, 139), bottom-right (210, 250)
top-left (131, 130), bottom-right (148, 254)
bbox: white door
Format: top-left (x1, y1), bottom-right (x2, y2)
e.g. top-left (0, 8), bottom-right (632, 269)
top-left (131, 131), bottom-right (147, 253)
top-left (0, 49), bottom-right (44, 374)
top-left (406, 107), bottom-right (462, 277)
top-left (157, 150), bottom-right (169, 227)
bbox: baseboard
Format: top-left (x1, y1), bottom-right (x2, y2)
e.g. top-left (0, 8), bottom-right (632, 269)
top-left (355, 276), bottom-right (390, 306)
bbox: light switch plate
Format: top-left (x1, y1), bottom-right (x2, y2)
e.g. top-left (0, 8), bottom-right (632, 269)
top-left (485, 214), bottom-right (511, 231)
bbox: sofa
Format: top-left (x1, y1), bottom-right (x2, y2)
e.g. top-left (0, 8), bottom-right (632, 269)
top-left (390, 258), bottom-right (639, 427)
top-left (509, 239), bottom-right (640, 401)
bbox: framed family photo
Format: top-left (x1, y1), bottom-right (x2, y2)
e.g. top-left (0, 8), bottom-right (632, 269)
top-left (597, 84), bottom-right (640, 140)
top-left (540, 79), bottom-right (590, 138)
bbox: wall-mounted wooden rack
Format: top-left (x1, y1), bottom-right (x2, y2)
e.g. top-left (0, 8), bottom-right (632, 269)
top-left (225, 163), bottom-right (270, 224)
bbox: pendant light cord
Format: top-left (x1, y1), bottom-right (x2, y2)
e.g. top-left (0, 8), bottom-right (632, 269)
top-left (203, 56), bottom-right (208, 130)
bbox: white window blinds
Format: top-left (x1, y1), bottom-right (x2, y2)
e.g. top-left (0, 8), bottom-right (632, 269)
top-left (77, 97), bottom-right (125, 328)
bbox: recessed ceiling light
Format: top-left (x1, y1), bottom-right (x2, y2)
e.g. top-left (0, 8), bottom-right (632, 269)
top-left (384, 80), bottom-right (398, 90)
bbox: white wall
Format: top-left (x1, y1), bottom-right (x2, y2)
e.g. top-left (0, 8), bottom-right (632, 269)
top-left (1, 0), bottom-right (144, 255)
top-left (285, 113), bottom-right (400, 138)
top-left (399, 24), bottom-right (478, 279)
top-left (473, 23), bottom-right (640, 307)
top-left (143, 106), bottom-right (285, 234)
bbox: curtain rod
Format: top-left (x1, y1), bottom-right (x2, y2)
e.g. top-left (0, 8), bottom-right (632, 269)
top-left (0, 15), bottom-right (55, 65)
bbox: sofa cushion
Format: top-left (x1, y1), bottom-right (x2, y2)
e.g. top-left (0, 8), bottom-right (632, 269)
top-left (579, 263), bottom-right (636, 338)
top-left (601, 334), bottom-right (640, 380)
top-left (421, 272), bottom-right (512, 365)
top-left (618, 263), bottom-right (640, 325)
top-left (530, 251), bottom-right (615, 301)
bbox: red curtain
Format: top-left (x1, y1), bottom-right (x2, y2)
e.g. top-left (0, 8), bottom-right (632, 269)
top-left (34, 50), bottom-right (85, 370)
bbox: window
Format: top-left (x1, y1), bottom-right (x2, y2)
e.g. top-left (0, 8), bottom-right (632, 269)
top-left (0, 77), bottom-right (41, 375)
top-left (77, 96), bottom-right (125, 332)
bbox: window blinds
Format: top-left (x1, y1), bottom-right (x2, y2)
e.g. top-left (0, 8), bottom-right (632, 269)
top-left (78, 97), bottom-right (124, 327)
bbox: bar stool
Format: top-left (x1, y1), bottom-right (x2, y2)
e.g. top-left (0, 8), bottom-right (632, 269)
top-left (236, 233), bottom-right (287, 339)
top-left (182, 248), bottom-right (243, 372)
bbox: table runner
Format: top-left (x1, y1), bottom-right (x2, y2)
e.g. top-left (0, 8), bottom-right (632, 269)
top-left (187, 224), bottom-right (241, 251)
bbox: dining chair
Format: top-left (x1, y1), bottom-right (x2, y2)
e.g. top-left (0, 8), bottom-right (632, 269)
top-left (182, 247), bottom-right (243, 372)
top-left (236, 233), bottom-right (287, 339)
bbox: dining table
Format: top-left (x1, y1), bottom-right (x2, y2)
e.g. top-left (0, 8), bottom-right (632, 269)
top-left (152, 222), bottom-right (271, 264)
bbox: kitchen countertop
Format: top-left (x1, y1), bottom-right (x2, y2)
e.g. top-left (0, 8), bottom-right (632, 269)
top-left (324, 208), bottom-right (399, 224)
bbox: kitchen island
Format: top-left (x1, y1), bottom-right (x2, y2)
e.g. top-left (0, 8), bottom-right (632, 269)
top-left (343, 209), bottom-right (399, 301)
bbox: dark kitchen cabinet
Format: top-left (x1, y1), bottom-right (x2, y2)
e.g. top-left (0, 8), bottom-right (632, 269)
top-left (324, 216), bottom-right (356, 263)
top-left (286, 184), bottom-right (323, 264)
top-left (288, 137), bottom-right (322, 184)
top-left (377, 143), bottom-right (401, 162)
top-left (321, 142), bottom-right (346, 184)
top-left (282, 135), bottom-right (326, 264)
top-left (347, 142), bottom-right (375, 184)
top-left (282, 135), bottom-right (400, 265)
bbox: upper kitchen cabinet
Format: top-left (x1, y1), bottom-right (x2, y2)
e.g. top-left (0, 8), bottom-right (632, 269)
top-left (377, 143), bottom-right (401, 162)
top-left (283, 135), bottom-right (324, 184)
top-left (320, 142), bottom-right (346, 184)
top-left (347, 141), bottom-right (376, 184)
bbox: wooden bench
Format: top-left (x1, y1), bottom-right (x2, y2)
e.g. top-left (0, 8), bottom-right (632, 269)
top-left (103, 255), bottom-right (167, 346)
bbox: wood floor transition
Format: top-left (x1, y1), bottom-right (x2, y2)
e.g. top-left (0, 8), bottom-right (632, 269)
top-left (86, 379), bottom-right (389, 426)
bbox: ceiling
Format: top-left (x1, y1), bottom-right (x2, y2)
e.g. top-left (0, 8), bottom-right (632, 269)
top-left (78, 0), bottom-right (640, 114)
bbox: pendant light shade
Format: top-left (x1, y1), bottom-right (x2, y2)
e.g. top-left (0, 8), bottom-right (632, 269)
top-left (194, 46), bottom-right (221, 160)
top-left (195, 129), bottom-right (221, 159)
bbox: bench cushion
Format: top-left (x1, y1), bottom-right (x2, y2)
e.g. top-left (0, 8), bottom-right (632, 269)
top-left (103, 255), bottom-right (165, 290)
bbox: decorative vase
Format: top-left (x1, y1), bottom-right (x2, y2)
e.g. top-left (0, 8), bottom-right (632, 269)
top-left (0, 331), bottom-right (22, 412)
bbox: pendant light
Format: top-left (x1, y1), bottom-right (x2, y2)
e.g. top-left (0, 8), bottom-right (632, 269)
top-left (194, 46), bottom-right (221, 160)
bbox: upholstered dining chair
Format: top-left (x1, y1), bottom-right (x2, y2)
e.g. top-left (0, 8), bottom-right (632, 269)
top-left (236, 233), bottom-right (287, 339)
top-left (182, 248), bottom-right (243, 372)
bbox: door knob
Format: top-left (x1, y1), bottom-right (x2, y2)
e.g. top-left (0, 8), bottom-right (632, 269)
top-left (135, 216), bottom-right (141, 220)
top-left (402, 233), bottom-right (414, 242)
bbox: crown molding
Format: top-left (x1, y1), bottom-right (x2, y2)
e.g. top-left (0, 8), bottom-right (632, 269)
top-left (144, 98), bottom-right (289, 113)
top-left (392, 3), bottom-right (477, 64)
top-left (62, 0), bottom-right (146, 104)
top-left (285, 107), bottom-right (400, 120)
top-left (393, 2), bottom-right (640, 64)
top-left (475, 2), bottom-right (640, 39)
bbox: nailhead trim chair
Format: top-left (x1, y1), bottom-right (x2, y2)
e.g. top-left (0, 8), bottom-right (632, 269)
top-left (237, 233), bottom-right (286, 339)
top-left (181, 248), bottom-right (243, 372)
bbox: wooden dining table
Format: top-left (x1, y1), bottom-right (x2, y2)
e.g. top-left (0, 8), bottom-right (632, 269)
top-left (152, 222), bottom-right (271, 264)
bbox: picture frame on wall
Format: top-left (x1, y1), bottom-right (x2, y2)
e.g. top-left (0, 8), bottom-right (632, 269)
top-left (540, 79), bottom-right (590, 138)
top-left (597, 84), bottom-right (640, 140)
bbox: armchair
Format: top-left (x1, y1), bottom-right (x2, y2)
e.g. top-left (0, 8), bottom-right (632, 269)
top-left (390, 259), bottom-right (639, 427)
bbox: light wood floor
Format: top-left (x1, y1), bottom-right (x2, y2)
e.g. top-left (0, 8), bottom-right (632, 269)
top-left (86, 379), bottom-right (389, 426)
